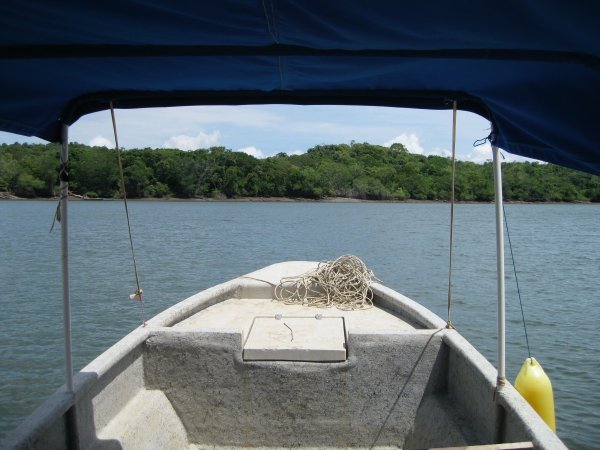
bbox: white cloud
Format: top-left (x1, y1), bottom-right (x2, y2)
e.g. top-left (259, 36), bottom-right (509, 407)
top-left (383, 132), bottom-right (535, 163)
top-left (163, 130), bottom-right (220, 150)
top-left (461, 142), bottom-right (542, 164)
top-left (384, 133), bottom-right (425, 154)
top-left (429, 147), bottom-right (452, 158)
top-left (89, 135), bottom-right (113, 148)
top-left (384, 132), bottom-right (452, 157)
top-left (237, 146), bottom-right (265, 159)
top-left (463, 142), bottom-right (493, 163)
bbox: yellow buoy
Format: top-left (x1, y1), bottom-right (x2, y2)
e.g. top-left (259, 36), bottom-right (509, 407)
top-left (514, 357), bottom-right (556, 432)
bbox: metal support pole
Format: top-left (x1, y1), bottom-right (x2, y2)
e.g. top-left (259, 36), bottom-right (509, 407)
top-left (492, 144), bottom-right (506, 385)
top-left (60, 123), bottom-right (74, 393)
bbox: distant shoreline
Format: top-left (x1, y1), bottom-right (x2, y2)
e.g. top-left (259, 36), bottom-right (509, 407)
top-left (0, 193), bottom-right (595, 205)
top-left (3, 143), bottom-right (598, 203)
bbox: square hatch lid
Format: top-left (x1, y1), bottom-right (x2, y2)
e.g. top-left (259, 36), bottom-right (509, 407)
top-left (243, 315), bottom-right (347, 362)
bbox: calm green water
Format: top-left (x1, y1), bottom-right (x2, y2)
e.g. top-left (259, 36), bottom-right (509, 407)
top-left (0, 201), bottom-right (598, 448)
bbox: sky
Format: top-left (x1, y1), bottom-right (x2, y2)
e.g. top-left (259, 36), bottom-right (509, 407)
top-left (0, 104), bottom-right (533, 163)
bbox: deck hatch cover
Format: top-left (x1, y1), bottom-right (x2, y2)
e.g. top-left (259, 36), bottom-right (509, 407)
top-left (243, 315), bottom-right (347, 362)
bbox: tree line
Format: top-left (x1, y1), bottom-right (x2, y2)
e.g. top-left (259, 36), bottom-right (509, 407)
top-left (1, 142), bottom-right (598, 202)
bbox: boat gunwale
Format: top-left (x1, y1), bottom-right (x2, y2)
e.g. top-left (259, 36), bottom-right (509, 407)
top-left (1, 261), bottom-right (566, 449)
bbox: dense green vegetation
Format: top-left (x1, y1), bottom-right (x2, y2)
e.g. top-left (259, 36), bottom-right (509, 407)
top-left (1, 142), bottom-right (598, 202)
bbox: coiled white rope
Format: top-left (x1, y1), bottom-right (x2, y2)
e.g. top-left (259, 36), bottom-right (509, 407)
top-left (274, 255), bottom-right (378, 310)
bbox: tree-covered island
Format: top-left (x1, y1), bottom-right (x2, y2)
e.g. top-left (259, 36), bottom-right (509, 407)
top-left (1, 142), bottom-right (598, 202)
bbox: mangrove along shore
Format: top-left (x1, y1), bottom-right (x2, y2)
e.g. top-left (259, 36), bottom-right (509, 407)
top-left (1, 142), bottom-right (599, 202)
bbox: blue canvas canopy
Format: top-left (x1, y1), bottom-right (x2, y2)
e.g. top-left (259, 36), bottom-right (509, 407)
top-left (0, 0), bottom-right (598, 174)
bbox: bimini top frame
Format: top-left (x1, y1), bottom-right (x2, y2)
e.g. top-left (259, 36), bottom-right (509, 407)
top-left (0, 1), bottom-right (599, 174)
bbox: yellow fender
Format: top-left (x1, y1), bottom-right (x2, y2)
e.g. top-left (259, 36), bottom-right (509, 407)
top-left (514, 357), bottom-right (556, 432)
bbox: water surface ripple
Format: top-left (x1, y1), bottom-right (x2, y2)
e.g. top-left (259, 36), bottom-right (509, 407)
top-left (0, 201), bottom-right (598, 449)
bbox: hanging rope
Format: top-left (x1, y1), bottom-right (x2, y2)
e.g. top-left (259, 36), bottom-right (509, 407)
top-left (110, 101), bottom-right (146, 327)
top-left (446, 100), bottom-right (458, 329)
top-left (502, 205), bottom-right (532, 359)
top-left (274, 255), bottom-right (378, 310)
top-left (50, 199), bottom-right (62, 233)
top-left (473, 132), bottom-right (493, 147)
top-left (49, 157), bottom-right (69, 233)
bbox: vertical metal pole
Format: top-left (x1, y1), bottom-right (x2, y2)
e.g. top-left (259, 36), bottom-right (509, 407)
top-left (446, 101), bottom-right (457, 329)
top-left (492, 144), bottom-right (506, 385)
top-left (60, 123), bottom-right (74, 393)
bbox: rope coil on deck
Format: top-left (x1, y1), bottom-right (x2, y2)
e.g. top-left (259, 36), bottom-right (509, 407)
top-left (274, 255), bottom-right (378, 310)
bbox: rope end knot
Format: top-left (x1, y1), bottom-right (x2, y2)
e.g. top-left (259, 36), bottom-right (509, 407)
top-left (129, 289), bottom-right (143, 301)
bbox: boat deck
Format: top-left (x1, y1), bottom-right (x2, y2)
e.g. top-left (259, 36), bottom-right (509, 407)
top-left (174, 260), bottom-right (418, 336)
top-left (2, 262), bottom-right (566, 450)
top-left (173, 261), bottom-right (417, 362)
top-left (174, 296), bottom-right (415, 335)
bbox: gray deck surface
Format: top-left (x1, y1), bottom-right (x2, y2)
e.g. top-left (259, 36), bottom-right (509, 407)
top-left (174, 296), bottom-right (415, 335)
